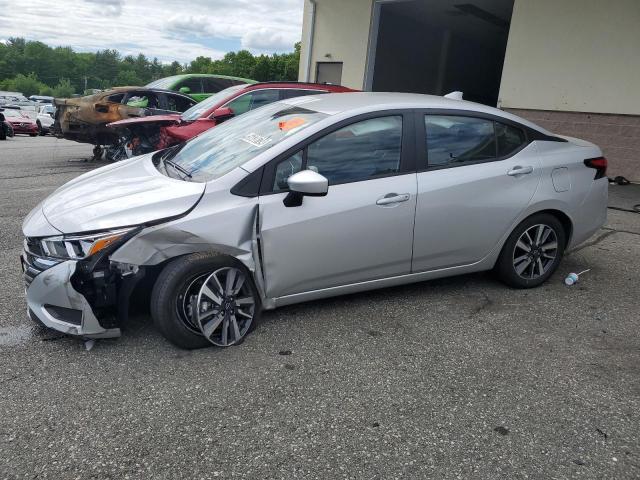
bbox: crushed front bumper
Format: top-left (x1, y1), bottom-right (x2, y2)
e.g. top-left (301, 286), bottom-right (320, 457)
top-left (22, 245), bottom-right (121, 338)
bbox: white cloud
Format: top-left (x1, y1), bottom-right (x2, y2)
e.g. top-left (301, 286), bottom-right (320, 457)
top-left (84, 0), bottom-right (124, 17)
top-left (0, 0), bottom-right (303, 63)
top-left (242, 28), bottom-right (293, 52)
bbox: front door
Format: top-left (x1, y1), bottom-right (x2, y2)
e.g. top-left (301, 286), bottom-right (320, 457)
top-left (412, 113), bottom-right (542, 272)
top-left (259, 114), bottom-right (417, 298)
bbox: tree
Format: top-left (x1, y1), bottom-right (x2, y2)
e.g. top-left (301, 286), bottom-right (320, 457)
top-left (0, 38), bottom-right (300, 96)
top-left (51, 78), bottom-right (75, 98)
top-left (1, 73), bottom-right (46, 97)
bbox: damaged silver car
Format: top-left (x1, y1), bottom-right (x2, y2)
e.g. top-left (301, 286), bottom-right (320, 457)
top-left (22, 93), bottom-right (608, 348)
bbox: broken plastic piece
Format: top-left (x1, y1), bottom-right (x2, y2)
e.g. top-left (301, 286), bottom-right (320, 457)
top-left (84, 338), bottom-right (96, 351)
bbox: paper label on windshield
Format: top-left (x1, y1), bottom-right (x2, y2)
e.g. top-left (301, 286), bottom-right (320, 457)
top-left (241, 132), bottom-right (272, 148)
top-left (279, 117), bottom-right (307, 131)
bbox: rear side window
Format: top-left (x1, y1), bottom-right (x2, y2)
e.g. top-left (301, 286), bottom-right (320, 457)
top-left (425, 115), bottom-right (526, 167)
top-left (306, 116), bottom-right (403, 185)
top-left (107, 93), bottom-right (125, 103)
top-left (496, 122), bottom-right (526, 157)
top-left (165, 94), bottom-right (195, 112)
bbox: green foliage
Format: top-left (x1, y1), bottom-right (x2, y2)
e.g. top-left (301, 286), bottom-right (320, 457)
top-left (0, 37), bottom-right (300, 97)
top-left (0, 72), bottom-right (47, 97)
top-left (51, 79), bottom-right (75, 98)
top-left (185, 43), bottom-right (301, 82)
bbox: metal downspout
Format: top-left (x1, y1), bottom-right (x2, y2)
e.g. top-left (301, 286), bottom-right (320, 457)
top-left (305, 0), bottom-right (317, 82)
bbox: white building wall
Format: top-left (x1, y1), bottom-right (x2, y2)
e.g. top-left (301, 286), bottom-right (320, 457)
top-left (499, 0), bottom-right (640, 115)
top-left (298, 0), bottom-right (373, 89)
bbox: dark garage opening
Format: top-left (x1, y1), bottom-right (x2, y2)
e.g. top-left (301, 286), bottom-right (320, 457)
top-left (370, 0), bottom-right (514, 106)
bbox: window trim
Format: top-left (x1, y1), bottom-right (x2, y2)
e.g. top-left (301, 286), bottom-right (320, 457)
top-left (259, 109), bottom-right (416, 195)
top-left (415, 109), bottom-right (560, 172)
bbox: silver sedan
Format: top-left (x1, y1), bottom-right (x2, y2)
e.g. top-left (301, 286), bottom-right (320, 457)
top-left (22, 92), bottom-right (608, 348)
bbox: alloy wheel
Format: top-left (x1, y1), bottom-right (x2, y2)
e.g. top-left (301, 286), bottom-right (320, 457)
top-left (194, 267), bottom-right (256, 347)
top-left (512, 224), bottom-right (558, 279)
top-left (176, 273), bottom-right (209, 335)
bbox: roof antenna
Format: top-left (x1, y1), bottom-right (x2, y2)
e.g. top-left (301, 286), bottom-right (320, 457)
top-left (444, 91), bottom-right (463, 100)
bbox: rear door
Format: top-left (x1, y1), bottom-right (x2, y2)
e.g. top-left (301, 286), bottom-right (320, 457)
top-left (258, 112), bottom-right (417, 298)
top-left (412, 111), bottom-right (541, 272)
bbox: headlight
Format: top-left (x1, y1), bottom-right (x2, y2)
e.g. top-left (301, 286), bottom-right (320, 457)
top-left (40, 228), bottom-right (135, 260)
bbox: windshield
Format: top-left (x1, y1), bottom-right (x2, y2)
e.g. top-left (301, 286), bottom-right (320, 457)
top-left (145, 76), bottom-right (178, 89)
top-left (168, 102), bottom-right (329, 182)
top-left (2, 109), bottom-right (26, 118)
top-left (180, 85), bottom-right (246, 121)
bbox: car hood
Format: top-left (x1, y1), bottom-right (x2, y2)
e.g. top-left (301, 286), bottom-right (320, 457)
top-left (107, 114), bottom-right (181, 128)
top-left (38, 153), bottom-right (205, 234)
top-left (7, 116), bottom-right (36, 125)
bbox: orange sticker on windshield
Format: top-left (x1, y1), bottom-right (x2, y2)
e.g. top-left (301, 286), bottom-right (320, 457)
top-left (278, 117), bottom-right (306, 131)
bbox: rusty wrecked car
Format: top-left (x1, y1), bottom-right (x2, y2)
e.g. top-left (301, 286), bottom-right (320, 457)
top-left (52, 87), bottom-right (197, 159)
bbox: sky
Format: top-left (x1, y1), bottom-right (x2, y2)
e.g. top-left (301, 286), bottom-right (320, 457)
top-left (0, 0), bottom-right (304, 63)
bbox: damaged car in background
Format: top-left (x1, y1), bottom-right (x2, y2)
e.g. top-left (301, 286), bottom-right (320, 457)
top-left (22, 92), bottom-right (608, 349)
top-left (52, 87), bottom-right (197, 160)
top-left (106, 82), bottom-right (354, 161)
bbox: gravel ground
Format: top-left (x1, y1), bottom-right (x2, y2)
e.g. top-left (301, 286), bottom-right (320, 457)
top-left (1, 136), bottom-right (639, 479)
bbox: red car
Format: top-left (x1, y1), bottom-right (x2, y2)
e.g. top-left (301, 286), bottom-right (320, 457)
top-left (1, 109), bottom-right (39, 136)
top-left (106, 82), bottom-right (356, 160)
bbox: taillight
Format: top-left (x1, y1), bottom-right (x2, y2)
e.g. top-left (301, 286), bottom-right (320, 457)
top-left (584, 156), bottom-right (607, 179)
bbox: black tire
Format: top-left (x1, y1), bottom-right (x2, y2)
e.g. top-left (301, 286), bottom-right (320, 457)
top-left (150, 252), bottom-right (262, 349)
top-left (37, 121), bottom-right (45, 136)
top-left (495, 213), bottom-right (566, 288)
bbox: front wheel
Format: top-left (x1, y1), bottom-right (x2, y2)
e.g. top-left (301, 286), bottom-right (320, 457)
top-left (150, 253), bottom-right (261, 349)
top-left (495, 213), bottom-right (566, 288)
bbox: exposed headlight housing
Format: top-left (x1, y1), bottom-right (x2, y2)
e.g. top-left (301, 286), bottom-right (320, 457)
top-left (40, 228), bottom-right (135, 260)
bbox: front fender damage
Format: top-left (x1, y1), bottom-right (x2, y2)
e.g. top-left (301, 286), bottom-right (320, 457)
top-left (110, 202), bottom-right (273, 309)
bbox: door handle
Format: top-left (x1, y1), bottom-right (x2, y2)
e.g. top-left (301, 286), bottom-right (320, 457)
top-left (507, 165), bottom-right (534, 176)
top-left (376, 193), bottom-right (410, 206)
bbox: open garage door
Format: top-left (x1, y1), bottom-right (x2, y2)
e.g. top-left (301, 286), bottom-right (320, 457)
top-left (367, 0), bottom-right (514, 106)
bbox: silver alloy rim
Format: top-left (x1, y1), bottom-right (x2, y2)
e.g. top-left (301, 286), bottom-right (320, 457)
top-left (195, 267), bottom-right (255, 347)
top-left (512, 224), bottom-right (558, 279)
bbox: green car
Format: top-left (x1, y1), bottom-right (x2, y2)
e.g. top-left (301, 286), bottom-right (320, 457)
top-left (146, 74), bottom-right (256, 102)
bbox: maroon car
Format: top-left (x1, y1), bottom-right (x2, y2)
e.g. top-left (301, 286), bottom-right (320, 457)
top-left (106, 82), bottom-right (356, 160)
top-left (1, 109), bottom-right (39, 136)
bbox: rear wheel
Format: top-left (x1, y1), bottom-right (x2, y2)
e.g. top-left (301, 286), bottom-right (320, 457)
top-left (150, 253), bottom-right (261, 349)
top-left (496, 213), bottom-right (566, 288)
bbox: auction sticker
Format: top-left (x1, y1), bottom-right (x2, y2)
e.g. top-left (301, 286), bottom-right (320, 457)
top-left (241, 132), bottom-right (272, 148)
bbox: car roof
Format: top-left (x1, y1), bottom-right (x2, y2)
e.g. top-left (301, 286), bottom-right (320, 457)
top-left (149, 74), bottom-right (257, 84)
top-left (280, 92), bottom-right (551, 134)
top-left (103, 87), bottom-right (195, 98)
top-left (241, 82), bottom-right (354, 93)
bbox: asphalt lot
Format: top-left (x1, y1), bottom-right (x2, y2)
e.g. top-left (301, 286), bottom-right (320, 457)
top-left (1, 135), bottom-right (639, 479)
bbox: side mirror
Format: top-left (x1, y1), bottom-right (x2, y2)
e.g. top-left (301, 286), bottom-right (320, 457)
top-left (179, 86), bottom-right (191, 94)
top-left (284, 170), bottom-right (328, 207)
top-left (211, 107), bottom-right (234, 120)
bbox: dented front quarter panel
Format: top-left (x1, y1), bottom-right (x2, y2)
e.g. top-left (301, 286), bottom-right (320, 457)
top-left (110, 167), bottom-right (268, 300)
